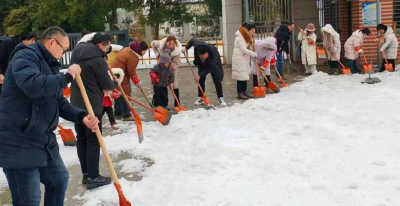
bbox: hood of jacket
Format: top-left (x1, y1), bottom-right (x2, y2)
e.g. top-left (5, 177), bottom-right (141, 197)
top-left (321, 24), bottom-right (339, 37)
top-left (255, 37), bottom-right (277, 54)
top-left (73, 42), bottom-right (105, 62)
top-left (236, 27), bottom-right (253, 45)
top-left (159, 37), bottom-right (183, 57)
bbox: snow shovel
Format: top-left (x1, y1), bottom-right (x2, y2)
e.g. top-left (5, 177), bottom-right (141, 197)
top-left (138, 85), bottom-right (154, 108)
top-left (288, 58), bottom-right (297, 73)
top-left (107, 63), bottom-right (143, 143)
top-left (381, 51), bottom-right (394, 72)
top-left (184, 52), bottom-right (213, 107)
top-left (362, 54), bottom-right (374, 73)
top-left (253, 58), bottom-right (280, 93)
top-left (75, 74), bottom-right (132, 206)
top-left (63, 87), bottom-right (71, 98)
top-left (57, 124), bottom-right (76, 146)
top-left (252, 60), bottom-right (266, 98)
top-left (329, 49), bottom-right (351, 75)
top-left (127, 96), bottom-right (172, 126)
top-left (273, 63), bottom-right (289, 87)
top-left (169, 85), bottom-right (187, 112)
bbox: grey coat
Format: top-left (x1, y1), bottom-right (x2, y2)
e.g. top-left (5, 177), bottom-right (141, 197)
top-left (150, 63), bottom-right (175, 88)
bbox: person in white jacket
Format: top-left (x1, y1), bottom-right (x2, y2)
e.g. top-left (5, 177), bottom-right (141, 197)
top-left (231, 23), bottom-right (257, 100)
top-left (344, 28), bottom-right (371, 74)
top-left (151, 35), bottom-right (183, 106)
top-left (298, 23), bottom-right (317, 75)
top-left (377, 24), bottom-right (398, 72)
top-left (251, 37), bottom-right (277, 88)
top-left (321, 24), bottom-right (341, 75)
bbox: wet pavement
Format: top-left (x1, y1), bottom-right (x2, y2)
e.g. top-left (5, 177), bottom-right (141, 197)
top-left (0, 62), bottom-right (330, 205)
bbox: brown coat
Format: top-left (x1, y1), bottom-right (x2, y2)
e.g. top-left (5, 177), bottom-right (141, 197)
top-left (111, 47), bottom-right (139, 96)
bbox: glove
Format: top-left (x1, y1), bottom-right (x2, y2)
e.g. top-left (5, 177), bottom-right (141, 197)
top-left (131, 75), bottom-right (141, 86)
top-left (112, 89), bottom-right (122, 99)
top-left (149, 72), bottom-right (160, 83)
top-left (308, 39), bottom-right (315, 45)
top-left (270, 57), bottom-right (276, 64)
top-left (357, 49), bottom-right (364, 54)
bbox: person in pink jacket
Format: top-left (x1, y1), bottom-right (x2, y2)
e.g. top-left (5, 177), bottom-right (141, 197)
top-left (344, 28), bottom-right (371, 74)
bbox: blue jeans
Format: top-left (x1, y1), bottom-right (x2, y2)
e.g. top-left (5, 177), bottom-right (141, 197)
top-left (276, 52), bottom-right (284, 76)
top-left (114, 97), bottom-right (131, 118)
top-left (3, 154), bottom-right (69, 206)
top-left (347, 59), bottom-right (359, 74)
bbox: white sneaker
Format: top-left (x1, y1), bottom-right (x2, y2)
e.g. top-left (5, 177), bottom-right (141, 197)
top-left (111, 124), bottom-right (119, 130)
top-left (194, 98), bottom-right (204, 106)
top-left (218, 97), bottom-right (227, 106)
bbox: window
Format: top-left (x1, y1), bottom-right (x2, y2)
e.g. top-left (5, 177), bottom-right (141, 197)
top-left (394, 0), bottom-right (400, 33)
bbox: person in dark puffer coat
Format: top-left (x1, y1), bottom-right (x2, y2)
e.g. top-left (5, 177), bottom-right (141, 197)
top-left (0, 26), bottom-right (99, 206)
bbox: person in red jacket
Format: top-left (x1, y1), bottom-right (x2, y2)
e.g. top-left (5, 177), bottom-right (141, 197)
top-left (102, 89), bottom-right (121, 130)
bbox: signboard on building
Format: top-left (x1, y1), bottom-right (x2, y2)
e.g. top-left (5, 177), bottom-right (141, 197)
top-left (362, 2), bottom-right (381, 26)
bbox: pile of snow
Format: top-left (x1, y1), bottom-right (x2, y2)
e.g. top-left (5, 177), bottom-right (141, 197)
top-left (2, 71), bottom-right (400, 206)
top-left (77, 72), bottom-right (400, 205)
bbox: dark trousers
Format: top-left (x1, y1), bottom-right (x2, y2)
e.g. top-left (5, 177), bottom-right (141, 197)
top-left (102, 106), bottom-right (116, 125)
top-left (253, 74), bottom-right (270, 87)
top-left (347, 59), bottom-right (359, 74)
top-left (173, 88), bottom-right (180, 107)
top-left (380, 59), bottom-right (396, 72)
top-left (153, 86), bottom-right (168, 107)
top-left (198, 73), bottom-right (223, 98)
top-left (237, 81), bottom-right (247, 93)
top-left (3, 153), bottom-right (69, 206)
top-left (114, 97), bottom-right (131, 118)
top-left (74, 115), bottom-right (102, 179)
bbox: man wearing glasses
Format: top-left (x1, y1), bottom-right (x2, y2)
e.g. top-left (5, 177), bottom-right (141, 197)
top-left (0, 26), bottom-right (100, 206)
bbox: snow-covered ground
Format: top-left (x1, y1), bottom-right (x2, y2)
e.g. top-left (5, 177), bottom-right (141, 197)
top-left (2, 71), bottom-right (400, 205)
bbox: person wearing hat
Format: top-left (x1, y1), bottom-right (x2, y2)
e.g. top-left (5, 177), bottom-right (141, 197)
top-left (344, 28), bottom-right (371, 74)
top-left (111, 41), bottom-right (149, 121)
top-left (251, 37), bottom-right (277, 89)
top-left (149, 51), bottom-right (175, 108)
top-left (298, 23), bottom-right (318, 75)
top-left (377, 24), bottom-right (398, 72)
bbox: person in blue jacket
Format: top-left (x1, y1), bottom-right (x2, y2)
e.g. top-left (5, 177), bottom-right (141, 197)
top-left (0, 26), bottom-right (99, 206)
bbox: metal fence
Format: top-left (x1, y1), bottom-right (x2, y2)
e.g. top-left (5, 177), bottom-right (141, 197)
top-left (246, 0), bottom-right (292, 39)
top-left (317, 0), bottom-right (338, 30)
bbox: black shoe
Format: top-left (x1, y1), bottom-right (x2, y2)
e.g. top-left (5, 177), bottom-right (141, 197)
top-left (82, 173), bottom-right (88, 184)
top-left (243, 92), bottom-right (253, 98)
top-left (86, 175), bottom-right (112, 190)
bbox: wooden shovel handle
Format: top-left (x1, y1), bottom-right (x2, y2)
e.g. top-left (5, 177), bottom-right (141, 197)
top-left (127, 96), bottom-right (155, 112)
top-left (381, 51), bottom-right (389, 64)
top-left (328, 49), bottom-right (346, 69)
top-left (169, 85), bottom-right (181, 106)
top-left (75, 74), bottom-right (120, 185)
top-left (184, 52), bottom-right (207, 97)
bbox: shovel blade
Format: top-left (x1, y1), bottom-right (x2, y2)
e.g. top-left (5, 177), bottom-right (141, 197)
top-left (267, 82), bottom-right (280, 93)
top-left (202, 96), bottom-right (212, 106)
top-left (253, 87), bottom-right (266, 98)
top-left (385, 64), bottom-right (394, 72)
top-left (363, 64), bottom-right (374, 73)
top-left (129, 107), bottom-right (144, 143)
top-left (154, 106), bottom-right (172, 125)
top-left (280, 82), bottom-right (289, 87)
top-left (342, 68), bottom-right (352, 75)
top-left (114, 183), bottom-right (132, 206)
top-left (58, 129), bottom-right (76, 146)
top-left (174, 105), bottom-right (187, 113)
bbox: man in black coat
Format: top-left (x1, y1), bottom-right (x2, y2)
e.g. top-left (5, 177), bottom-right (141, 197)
top-left (274, 22), bottom-right (295, 79)
top-left (184, 38), bottom-right (226, 106)
top-left (70, 33), bottom-right (118, 190)
top-left (0, 26), bottom-right (99, 206)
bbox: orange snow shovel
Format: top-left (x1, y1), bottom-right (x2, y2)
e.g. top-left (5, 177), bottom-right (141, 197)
top-left (381, 51), bottom-right (394, 72)
top-left (127, 96), bottom-right (172, 126)
top-left (273, 63), bottom-right (289, 87)
top-left (57, 124), bottom-right (76, 146)
top-left (75, 74), bottom-right (131, 206)
top-left (252, 60), bottom-right (266, 98)
top-left (362, 54), bottom-right (374, 73)
top-left (184, 52), bottom-right (213, 107)
top-left (253, 58), bottom-right (280, 93)
top-left (107, 63), bottom-right (143, 143)
top-left (169, 85), bottom-right (187, 112)
top-left (329, 49), bottom-right (351, 75)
